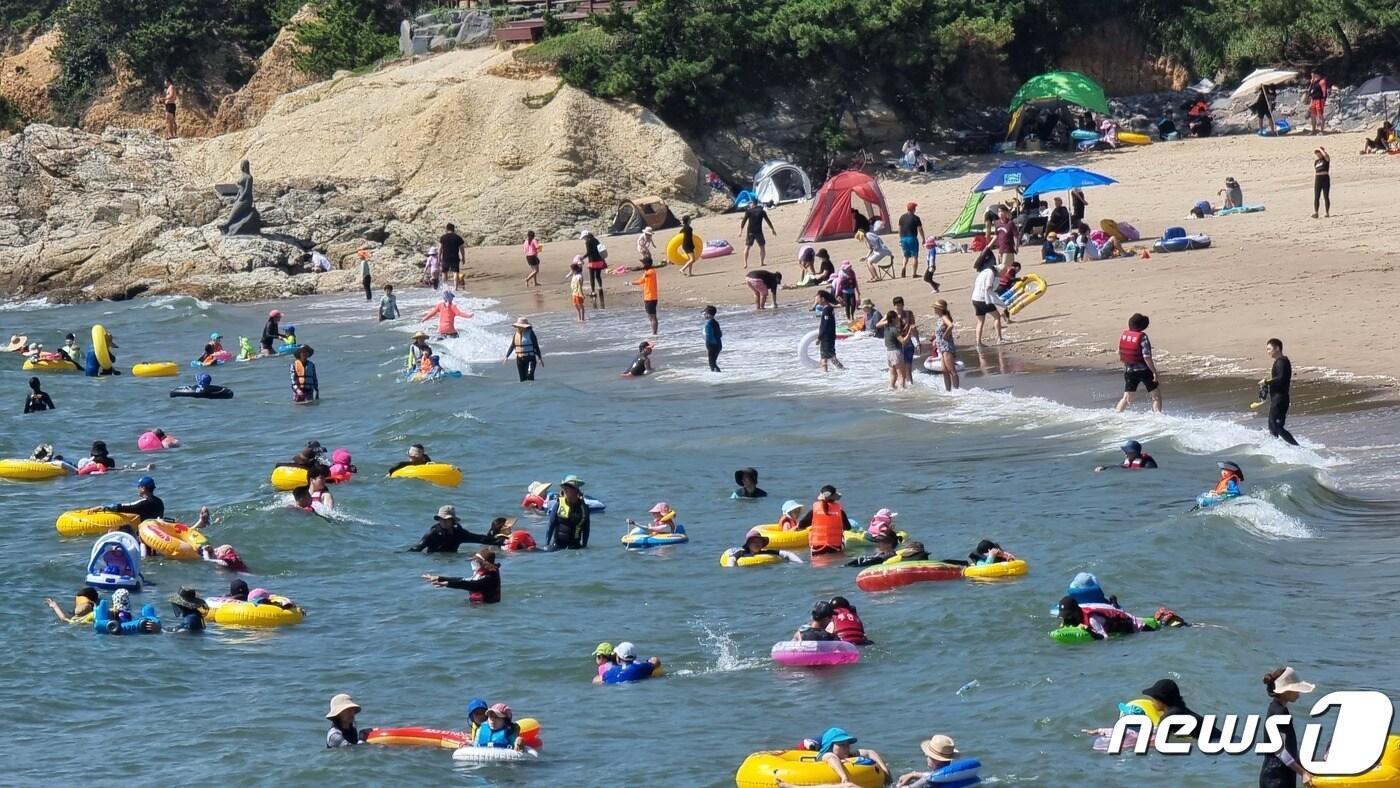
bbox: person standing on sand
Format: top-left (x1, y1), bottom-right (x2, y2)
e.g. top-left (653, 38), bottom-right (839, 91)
top-left (897, 202), bottom-right (925, 278)
top-left (161, 79), bottom-right (178, 139)
top-left (1262, 338), bottom-right (1298, 445)
top-left (632, 257), bottom-right (660, 335)
top-left (437, 223), bottom-right (466, 292)
top-left (1311, 147), bottom-right (1330, 218)
top-left (1306, 70), bottom-right (1328, 135)
top-left (1070, 187), bottom-right (1088, 228)
top-left (1115, 313), bottom-right (1162, 413)
top-left (702, 305), bottom-right (722, 372)
top-left (970, 251), bottom-right (1004, 346)
top-left (677, 216), bottom-right (699, 276)
top-left (523, 230), bottom-right (542, 288)
top-left (740, 200), bottom-right (776, 268)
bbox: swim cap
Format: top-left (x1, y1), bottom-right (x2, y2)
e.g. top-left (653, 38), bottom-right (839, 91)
top-left (1121, 440), bottom-right (1142, 454)
top-left (136, 475), bottom-right (155, 490)
top-left (268, 309), bottom-right (282, 318)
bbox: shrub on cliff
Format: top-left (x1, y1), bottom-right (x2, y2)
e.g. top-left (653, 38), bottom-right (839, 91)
top-left (290, 0), bottom-right (399, 77)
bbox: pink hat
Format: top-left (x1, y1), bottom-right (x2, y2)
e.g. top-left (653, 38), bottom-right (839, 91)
top-left (249, 587), bottom-right (270, 602)
top-left (487, 703), bottom-right (512, 718)
top-left (268, 309), bottom-right (282, 318)
top-left (924, 237), bottom-right (938, 249)
top-left (872, 508), bottom-right (898, 521)
top-left (867, 522), bottom-right (895, 540)
top-left (331, 448), bottom-right (352, 465)
top-left (649, 502), bottom-right (671, 515)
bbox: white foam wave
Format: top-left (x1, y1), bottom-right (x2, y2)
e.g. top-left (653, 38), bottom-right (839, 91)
top-left (383, 289), bottom-right (510, 372)
top-left (0, 296), bottom-right (57, 312)
top-left (1203, 491), bottom-right (1314, 540)
top-left (686, 622), bottom-right (768, 674)
top-left (107, 295), bottom-right (211, 312)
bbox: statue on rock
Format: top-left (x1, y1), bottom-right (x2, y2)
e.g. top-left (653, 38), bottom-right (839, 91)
top-left (219, 159), bottom-right (262, 236)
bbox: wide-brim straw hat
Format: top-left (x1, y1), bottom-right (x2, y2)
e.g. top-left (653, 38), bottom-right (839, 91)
top-left (513, 318), bottom-right (532, 329)
top-left (325, 693), bottom-right (361, 719)
top-left (921, 735), bottom-right (959, 760)
top-left (527, 481), bottom-right (552, 497)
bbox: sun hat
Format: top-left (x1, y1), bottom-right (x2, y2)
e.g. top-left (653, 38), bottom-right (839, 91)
top-left (513, 318), bottom-right (532, 329)
top-left (921, 734), bottom-right (959, 760)
top-left (818, 485), bottom-right (841, 502)
top-left (527, 481), bottom-right (552, 497)
top-left (412, 331), bottom-right (428, 340)
top-left (744, 529), bottom-right (770, 547)
top-left (1046, 231), bottom-right (1059, 240)
top-left (487, 703), bottom-right (512, 719)
top-left (112, 588), bottom-right (131, 611)
top-left (268, 309), bottom-right (282, 318)
top-left (1142, 678), bottom-right (1188, 709)
top-left (649, 502), bottom-right (672, 515)
top-left (868, 522), bottom-right (897, 542)
top-left (871, 507), bottom-right (898, 521)
top-left (1272, 667), bottom-right (1316, 695)
top-left (734, 467), bottom-right (758, 486)
top-left (782, 499), bottom-right (804, 515)
top-left (435, 504), bottom-right (458, 520)
top-left (615, 641), bottom-right (637, 662)
top-left (169, 586), bottom-right (207, 612)
top-left (474, 547), bottom-right (498, 566)
top-left (4, 335), bottom-right (26, 352)
top-left (1122, 440), bottom-right (1142, 454)
top-left (579, 230), bottom-right (594, 239)
top-left (491, 516), bottom-right (518, 533)
top-left (325, 693), bottom-right (361, 719)
top-left (561, 474), bottom-right (585, 487)
top-left (592, 642), bottom-right (615, 657)
top-left (819, 727), bottom-right (857, 754)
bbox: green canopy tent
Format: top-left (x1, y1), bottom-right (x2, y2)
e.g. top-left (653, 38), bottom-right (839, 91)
top-left (944, 191), bottom-right (987, 238)
top-left (1007, 71), bottom-right (1110, 140)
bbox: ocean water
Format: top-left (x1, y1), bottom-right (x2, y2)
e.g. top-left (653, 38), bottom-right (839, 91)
top-left (3, 290), bottom-right (1399, 786)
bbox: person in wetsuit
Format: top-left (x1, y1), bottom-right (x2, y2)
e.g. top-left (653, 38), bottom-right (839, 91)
top-left (104, 475), bottom-right (165, 520)
top-left (422, 547), bottom-right (501, 603)
top-left (24, 376), bottom-right (54, 413)
top-left (794, 600), bottom-right (839, 641)
top-left (409, 506), bottom-right (510, 552)
top-left (387, 444), bottom-right (431, 475)
top-left (260, 310), bottom-right (287, 356)
top-left (545, 479), bottom-right (590, 549)
top-left (624, 341), bottom-right (653, 377)
top-left (1258, 667), bottom-right (1317, 788)
top-left (1263, 338), bottom-right (1298, 445)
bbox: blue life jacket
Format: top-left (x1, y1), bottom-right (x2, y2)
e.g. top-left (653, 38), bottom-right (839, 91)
top-left (602, 660), bottom-right (655, 684)
top-left (474, 722), bottom-right (518, 748)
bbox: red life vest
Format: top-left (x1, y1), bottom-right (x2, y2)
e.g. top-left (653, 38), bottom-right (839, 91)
top-left (1078, 603), bottom-right (1139, 634)
top-left (809, 501), bottom-right (845, 552)
top-left (1122, 453), bottom-right (1154, 469)
top-left (1119, 330), bottom-right (1146, 366)
top-left (831, 608), bottom-right (869, 644)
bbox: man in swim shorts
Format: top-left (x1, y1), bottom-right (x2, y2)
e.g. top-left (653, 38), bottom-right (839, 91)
top-left (437, 223), bottom-right (466, 291)
top-left (739, 200), bottom-right (776, 268)
top-left (897, 202), bottom-right (924, 278)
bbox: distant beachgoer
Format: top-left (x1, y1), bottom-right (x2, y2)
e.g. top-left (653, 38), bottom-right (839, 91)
top-left (356, 249), bottom-right (372, 300)
top-left (702, 305), bottom-right (723, 372)
top-left (746, 268), bottom-right (782, 310)
top-left (677, 215), bottom-right (699, 276)
top-left (437, 223), bottom-right (466, 291)
top-left (162, 79), bottom-right (178, 139)
top-left (1048, 196), bottom-right (1070, 235)
top-left (1361, 121), bottom-right (1395, 154)
top-left (897, 202), bottom-right (925, 277)
top-left (260, 309), bottom-right (287, 356)
top-left (922, 238), bottom-right (940, 292)
top-left (1307, 71), bottom-right (1328, 134)
top-left (300, 250), bottom-right (332, 273)
top-left (325, 694), bottom-right (368, 748)
top-left (877, 310), bottom-right (909, 390)
top-left (971, 251), bottom-right (1004, 346)
top-left (581, 230), bottom-right (607, 308)
top-left (1258, 667), bottom-right (1317, 788)
top-left (567, 261), bottom-right (586, 322)
top-left (834, 261), bottom-right (859, 321)
top-left (506, 318), bottom-right (542, 382)
top-left (930, 300), bottom-right (958, 391)
top-left (636, 226), bottom-right (656, 267)
top-left (523, 230), bottom-right (542, 287)
top-left (378, 284), bottom-right (400, 322)
top-left (632, 257), bottom-right (660, 335)
top-left (1219, 177), bottom-right (1243, 209)
top-left (420, 290), bottom-right (474, 339)
top-left (24, 376), bottom-right (54, 413)
top-left (893, 295), bottom-right (917, 385)
top-left (740, 201), bottom-right (776, 268)
top-left (993, 206), bottom-right (1017, 268)
top-left (1311, 147), bottom-right (1330, 218)
top-left (1042, 232), bottom-right (1066, 263)
top-left (815, 290), bottom-right (844, 372)
top-left (1115, 313), bottom-right (1161, 413)
top-left (1263, 338), bottom-right (1298, 445)
top-left (1251, 86), bottom-right (1276, 134)
top-left (863, 221), bottom-right (894, 281)
top-left (850, 207), bottom-right (871, 235)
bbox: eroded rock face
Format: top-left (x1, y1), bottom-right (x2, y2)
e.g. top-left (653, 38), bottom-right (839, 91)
top-left (0, 125), bottom-right (429, 302)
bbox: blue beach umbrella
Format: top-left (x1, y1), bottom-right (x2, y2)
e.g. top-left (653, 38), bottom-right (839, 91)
top-left (973, 160), bottom-right (1053, 193)
top-left (1021, 166), bottom-right (1117, 197)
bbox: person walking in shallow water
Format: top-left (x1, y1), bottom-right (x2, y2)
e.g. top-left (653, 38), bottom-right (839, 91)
top-left (1262, 338), bottom-right (1298, 445)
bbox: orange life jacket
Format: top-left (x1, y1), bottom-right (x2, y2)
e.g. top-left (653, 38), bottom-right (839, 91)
top-left (809, 500), bottom-right (845, 552)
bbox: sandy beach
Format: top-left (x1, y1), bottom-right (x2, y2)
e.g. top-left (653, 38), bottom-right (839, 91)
top-left (455, 130), bottom-right (1399, 389)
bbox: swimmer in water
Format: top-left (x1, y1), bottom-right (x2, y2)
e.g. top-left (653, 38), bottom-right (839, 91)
top-left (623, 341), bottom-right (653, 377)
top-left (626, 502), bottom-right (677, 534)
top-left (200, 333), bottom-right (225, 365)
top-left (387, 444), bottom-right (431, 475)
top-left (1095, 439), bottom-right (1158, 472)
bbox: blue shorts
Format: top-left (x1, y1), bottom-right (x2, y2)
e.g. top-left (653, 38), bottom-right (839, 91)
top-left (899, 236), bottom-right (919, 257)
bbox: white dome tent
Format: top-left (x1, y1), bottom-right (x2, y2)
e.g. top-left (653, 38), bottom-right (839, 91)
top-left (752, 161), bottom-right (813, 205)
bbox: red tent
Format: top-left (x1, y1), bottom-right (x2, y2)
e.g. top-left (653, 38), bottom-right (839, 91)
top-left (796, 170), bottom-right (891, 242)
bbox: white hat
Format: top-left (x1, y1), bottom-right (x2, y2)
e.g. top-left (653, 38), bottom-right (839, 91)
top-left (782, 499), bottom-right (804, 514)
top-left (325, 693), bottom-right (361, 719)
top-left (1272, 667), bottom-right (1316, 695)
top-left (615, 641), bottom-right (637, 662)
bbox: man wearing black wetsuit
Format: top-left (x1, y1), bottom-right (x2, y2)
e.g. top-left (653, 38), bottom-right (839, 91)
top-left (107, 476), bottom-right (165, 520)
top-left (1264, 338), bottom-right (1298, 445)
top-left (739, 202), bottom-right (776, 268)
top-left (438, 223), bottom-right (466, 291)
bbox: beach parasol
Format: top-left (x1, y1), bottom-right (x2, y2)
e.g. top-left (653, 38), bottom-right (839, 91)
top-left (1356, 75), bottom-right (1400, 114)
top-left (973, 161), bottom-right (1053, 193)
top-left (1230, 68), bottom-right (1298, 101)
top-left (1020, 167), bottom-right (1117, 198)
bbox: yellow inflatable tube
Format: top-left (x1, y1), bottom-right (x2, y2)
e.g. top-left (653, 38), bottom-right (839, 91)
top-left (720, 551), bottom-right (783, 568)
top-left (55, 509), bottom-right (139, 537)
top-left (1314, 735), bottom-right (1400, 787)
top-left (389, 462), bottom-right (463, 487)
top-left (22, 358), bottom-right (77, 373)
top-left (735, 750), bottom-right (885, 788)
top-left (845, 529), bottom-right (909, 548)
top-left (1120, 697), bottom-right (1165, 726)
top-left (91, 324), bottom-right (114, 371)
top-left (208, 596), bottom-right (306, 627)
top-left (270, 465), bottom-right (309, 491)
top-left (751, 525), bottom-right (808, 551)
top-left (138, 519), bottom-right (208, 560)
top-left (1117, 131), bottom-right (1152, 146)
top-left (1005, 273), bottom-right (1047, 316)
top-left (0, 459), bottom-right (70, 481)
top-left (666, 231), bottom-right (705, 265)
top-left (131, 361), bottom-right (179, 377)
top-left (963, 559), bottom-right (1030, 580)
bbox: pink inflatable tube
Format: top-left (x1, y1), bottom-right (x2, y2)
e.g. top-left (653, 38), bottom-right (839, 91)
top-left (771, 639), bottom-right (861, 667)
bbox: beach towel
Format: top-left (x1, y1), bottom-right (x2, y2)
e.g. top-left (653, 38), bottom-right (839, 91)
top-left (1217, 205), bottom-right (1266, 216)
